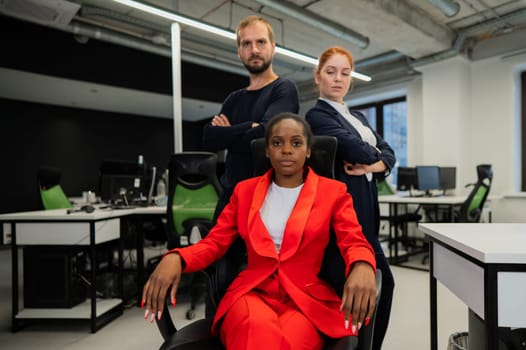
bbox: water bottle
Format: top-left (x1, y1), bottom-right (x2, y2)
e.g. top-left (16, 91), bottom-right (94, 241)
top-left (156, 178), bottom-right (166, 196)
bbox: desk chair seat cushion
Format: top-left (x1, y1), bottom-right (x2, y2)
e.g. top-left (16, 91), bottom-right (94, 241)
top-left (382, 213), bottom-right (422, 225)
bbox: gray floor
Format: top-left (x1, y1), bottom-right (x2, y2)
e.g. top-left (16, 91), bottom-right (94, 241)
top-left (0, 247), bottom-right (468, 350)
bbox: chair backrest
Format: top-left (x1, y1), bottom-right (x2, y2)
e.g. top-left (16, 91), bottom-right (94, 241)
top-left (457, 164), bottom-right (493, 222)
top-left (40, 185), bottom-right (72, 209)
top-left (38, 166), bottom-right (72, 209)
top-left (166, 152), bottom-right (222, 247)
top-left (250, 135), bottom-right (337, 178)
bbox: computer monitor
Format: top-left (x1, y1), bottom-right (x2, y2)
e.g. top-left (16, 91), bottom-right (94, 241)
top-left (439, 167), bottom-right (456, 191)
top-left (99, 160), bottom-right (146, 204)
top-left (416, 166), bottom-right (441, 195)
top-left (396, 167), bottom-right (417, 191)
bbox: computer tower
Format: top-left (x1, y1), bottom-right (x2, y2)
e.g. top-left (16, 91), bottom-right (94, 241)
top-left (23, 246), bottom-right (87, 308)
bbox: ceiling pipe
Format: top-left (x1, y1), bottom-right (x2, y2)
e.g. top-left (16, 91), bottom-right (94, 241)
top-left (427, 0), bottom-right (460, 17)
top-left (81, 5), bottom-right (168, 33)
top-left (253, 0), bottom-right (369, 49)
top-left (412, 7), bottom-right (526, 67)
top-left (355, 51), bottom-right (405, 69)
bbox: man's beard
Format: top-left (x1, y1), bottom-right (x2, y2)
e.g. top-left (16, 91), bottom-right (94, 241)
top-left (243, 58), bottom-right (272, 74)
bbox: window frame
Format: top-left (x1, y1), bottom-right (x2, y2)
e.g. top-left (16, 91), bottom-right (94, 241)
top-left (350, 96), bottom-right (407, 138)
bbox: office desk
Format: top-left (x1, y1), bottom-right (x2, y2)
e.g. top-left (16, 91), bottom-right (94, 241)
top-left (0, 205), bottom-right (165, 333)
top-left (419, 223), bottom-right (526, 350)
top-left (378, 195), bottom-right (466, 264)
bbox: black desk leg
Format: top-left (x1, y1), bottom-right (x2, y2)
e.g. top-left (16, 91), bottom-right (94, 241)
top-left (135, 216), bottom-right (145, 306)
top-left (11, 223), bottom-right (20, 332)
top-left (485, 265), bottom-right (499, 350)
top-left (90, 222), bottom-right (97, 333)
top-left (429, 241), bottom-right (437, 350)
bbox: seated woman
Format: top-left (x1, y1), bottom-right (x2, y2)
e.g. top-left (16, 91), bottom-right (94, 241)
top-left (142, 112), bottom-right (377, 350)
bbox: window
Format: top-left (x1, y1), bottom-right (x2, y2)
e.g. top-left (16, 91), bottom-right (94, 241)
top-left (352, 97), bottom-right (407, 184)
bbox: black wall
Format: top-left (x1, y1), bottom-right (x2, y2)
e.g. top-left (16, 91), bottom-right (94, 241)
top-left (0, 16), bottom-right (248, 213)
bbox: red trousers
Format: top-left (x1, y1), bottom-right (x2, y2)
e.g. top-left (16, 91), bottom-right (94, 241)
top-left (219, 290), bottom-right (324, 350)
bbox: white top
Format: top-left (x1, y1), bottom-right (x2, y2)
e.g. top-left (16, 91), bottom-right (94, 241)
top-left (419, 223), bottom-right (526, 264)
top-left (260, 182), bottom-right (303, 253)
top-left (320, 98), bottom-right (376, 181)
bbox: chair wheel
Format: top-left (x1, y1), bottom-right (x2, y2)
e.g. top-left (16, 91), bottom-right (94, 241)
top-left (186, 309), bottom-right (196, 320)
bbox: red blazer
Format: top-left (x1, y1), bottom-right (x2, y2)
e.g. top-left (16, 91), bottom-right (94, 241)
top-left (173, 168), bottom-right (376, 338)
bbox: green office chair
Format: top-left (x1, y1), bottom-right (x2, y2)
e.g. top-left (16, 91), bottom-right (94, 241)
top-left (166, 152), bottom-right (222, 247)
top-left (165, 152), bottom-right (222, 319)
top-left (455, 164), bottom-right (493, 222)
top-left (154, 136), bottom-right (382, 350)
top-left (38, 166), bottom-right (72, 209)
top-left (421, 164), bottom-right (494, 265)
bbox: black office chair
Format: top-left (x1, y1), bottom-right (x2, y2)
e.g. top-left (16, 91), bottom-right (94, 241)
top-left (37, 166), bottom-right (72, 209)
top-left (154, 136), bottom-right (382, 350)
top-left (377, 173), bottom-right (422, 263)
top-left (455, 164), bottom-right (493, 222)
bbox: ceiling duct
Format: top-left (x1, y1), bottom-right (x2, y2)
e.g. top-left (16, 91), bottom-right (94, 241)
top-left (253, 0), bottom-right (369, 49)
top-left (355, 51), bottom-right (405, 69)
top-left (412, 7), bottom-right (526, 67)
top-left (0, 0), bottom-right (79, 26)
top-left (427, 0), bottom-right (460, 17)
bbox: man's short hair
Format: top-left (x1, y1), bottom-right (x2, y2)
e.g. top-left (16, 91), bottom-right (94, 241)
top-left (236, 15), bottom-right (275, 47)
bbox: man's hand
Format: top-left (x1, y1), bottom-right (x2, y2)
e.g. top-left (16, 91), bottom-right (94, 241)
top-left (211, 114), bottom-right (231, 127)
top-left (343, 161), bottom-right (368, 176)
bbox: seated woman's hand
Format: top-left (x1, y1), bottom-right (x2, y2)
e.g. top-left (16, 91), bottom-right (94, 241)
top-left (340, 262), bottom-right (376, 335)
top-left (141, 253), bottom-right (183, 323)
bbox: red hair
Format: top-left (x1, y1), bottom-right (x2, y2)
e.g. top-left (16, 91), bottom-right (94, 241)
top-left (316, 46), bottom-right (354, 74)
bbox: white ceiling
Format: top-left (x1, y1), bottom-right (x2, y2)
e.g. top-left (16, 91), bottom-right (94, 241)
top-left (1, 0), bottom-right (526, 118)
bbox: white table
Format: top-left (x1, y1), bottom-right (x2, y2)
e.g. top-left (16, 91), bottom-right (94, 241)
top-left (419, 223), bottom-right (526, 350)
top-left (378, 195), bottom-right (466, 265)
top-left (0, 205), bottom-right (166, 332)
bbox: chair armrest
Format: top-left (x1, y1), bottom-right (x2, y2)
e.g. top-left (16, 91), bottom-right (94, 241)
top-left (156, 300), bottom-right (178, 341)
top-left (357, 269), bottom-right (382, 350)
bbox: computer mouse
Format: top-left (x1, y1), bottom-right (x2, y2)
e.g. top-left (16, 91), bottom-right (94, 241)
top-left (80, 205), bottom-right (95, 213)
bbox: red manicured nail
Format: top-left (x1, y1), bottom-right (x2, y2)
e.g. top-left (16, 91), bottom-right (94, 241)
top-left (172, 297), bottom-right (177, 308)
top-left (141, 299), bottom-right (145, 308)
top-left (365, 317), bottom-right (371, 326)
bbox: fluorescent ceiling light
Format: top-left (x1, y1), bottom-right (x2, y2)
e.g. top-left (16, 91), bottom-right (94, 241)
top-left (110, 0), bottom-right (371, 82)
